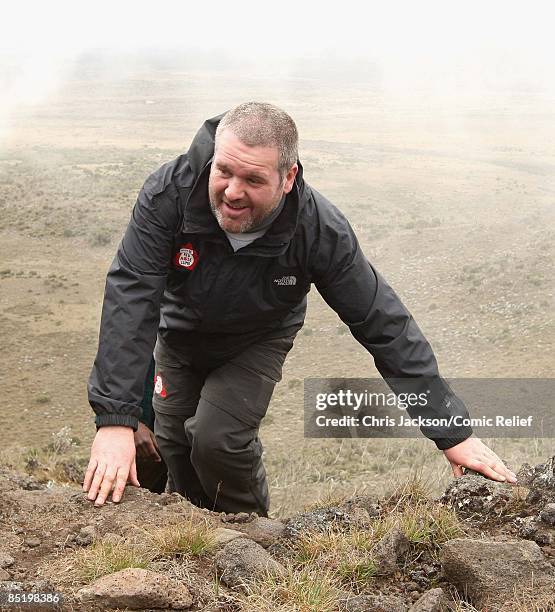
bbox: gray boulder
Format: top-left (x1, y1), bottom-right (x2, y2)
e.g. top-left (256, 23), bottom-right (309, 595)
top-left (215, 537), bottom-right (285, 590)
top-left (0, 553), bottom-right (14, 569)
top-left (409, 587), bottom-right (449, 612)
top-left (244, 517), bottom-right (286, 548)
top-left (212, 527), bottom-right (246, 547)
top-left (440, 537), bottom-right (555, 608)
top-left (284, 507), bottom-right (351, 538)
top-left (517, 456), bottom-right (555, 490)
top-left (77, 567), bottom-right (193, 609)
top-left (374, 527), bottom-right (410, 576)
top-left (441, 474), bottom-right (511, 516)
top-left (539, 502), bottom-right (555, 526)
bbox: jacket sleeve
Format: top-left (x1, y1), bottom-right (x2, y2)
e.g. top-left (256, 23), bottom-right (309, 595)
top-left (310, 202), bottom-right (473, 449)
top-left (87, 170), bottom-right (181, 430)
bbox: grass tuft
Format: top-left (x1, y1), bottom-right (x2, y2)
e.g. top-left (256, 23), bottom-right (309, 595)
top-left (142, 514), bottom-right (216, 558)
top-left (74, 541), bottom-right (152, 583)
top-left (240, 564), bottom-right (342, 612)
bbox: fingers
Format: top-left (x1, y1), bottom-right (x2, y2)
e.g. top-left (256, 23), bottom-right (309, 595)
top-left (451, 462), bottom-right (464, 478)
top-left (85, 463), bottom-right (135, 506)
top-left (111, 467), bottom-right (130, 503)
top-left (86, 462), bottom-right (107, 501)
top-left (82, 458), bottom-right (98, 492)
top-left (94, 468), bottom-right (118, 507)
top-left (467, 458), bottom-right (516, 483)
top-left (145, 437), bottom-right (161, 462)
top-left (128, 460), bottom-right (140, 488)
top-left (475, 448), bottom-right (517, 482)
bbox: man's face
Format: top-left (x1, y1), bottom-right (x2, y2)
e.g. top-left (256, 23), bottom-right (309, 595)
top-left (208, 129), bottom-right (298, 233)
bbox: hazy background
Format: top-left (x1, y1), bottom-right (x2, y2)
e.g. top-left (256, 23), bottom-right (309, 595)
top-left (1, 1), bottom-right (553, 515)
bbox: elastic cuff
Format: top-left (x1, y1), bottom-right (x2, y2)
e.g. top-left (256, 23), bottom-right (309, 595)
top-left (95, 414), bottom-right (139, 432)
top-left (434, 428), bottom-right (473, 450)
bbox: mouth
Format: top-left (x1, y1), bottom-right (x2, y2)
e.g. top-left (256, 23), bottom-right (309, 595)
top-left (222, 201), bottom-right (250, 218)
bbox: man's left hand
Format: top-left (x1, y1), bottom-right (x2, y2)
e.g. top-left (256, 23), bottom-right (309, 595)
top-left (134, 422), bottom-right (162, 462)
top-left (443, 436), bottom-right (517, 483)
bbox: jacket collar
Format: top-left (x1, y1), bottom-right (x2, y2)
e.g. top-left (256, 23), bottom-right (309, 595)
top-left (180, 112), bottom-right (305, 256)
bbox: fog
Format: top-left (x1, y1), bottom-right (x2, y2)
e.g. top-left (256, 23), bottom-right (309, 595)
top-left (2, 0), bottom-right (555, 133)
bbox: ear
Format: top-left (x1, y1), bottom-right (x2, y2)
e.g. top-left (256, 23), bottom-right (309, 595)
top-left (282, 163), bottom-right (298, 194)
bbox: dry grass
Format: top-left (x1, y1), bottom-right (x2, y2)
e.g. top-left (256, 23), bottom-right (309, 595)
top-left (141, 513), bottom-right (216, 558)
top-left (0, 427), bottom-right (86, 485)
top-left (237, 565), bottom-right (343, 612)
top-left (43, 513), bottom-right (217, 590)
top-left (448, 582), bottom-right (555, 612)
top-left (71, 540), bottom-right (154, 584)
top-left (291, 529), bottom-right (377, 589)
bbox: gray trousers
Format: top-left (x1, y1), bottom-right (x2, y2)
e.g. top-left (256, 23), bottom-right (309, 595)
top-left (152, 334), bottom-right (294, 516)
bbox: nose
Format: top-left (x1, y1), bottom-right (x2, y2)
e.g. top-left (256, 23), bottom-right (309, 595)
top-left (224, 177), bottom-right (245, 201)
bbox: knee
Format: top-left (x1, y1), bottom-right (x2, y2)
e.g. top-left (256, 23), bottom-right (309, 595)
top-left (186, 416), bottom-right (257, 478)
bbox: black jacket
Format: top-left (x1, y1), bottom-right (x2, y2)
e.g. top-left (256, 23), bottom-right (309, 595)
top-left (88, 113), bottom-right (473, 449)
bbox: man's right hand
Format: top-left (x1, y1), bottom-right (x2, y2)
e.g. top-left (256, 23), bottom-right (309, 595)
top-left (83, 425), bottom-right (140, 507)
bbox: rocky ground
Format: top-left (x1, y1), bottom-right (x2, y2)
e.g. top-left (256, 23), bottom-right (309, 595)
top-left (0, 456), bottom-right (553, 611)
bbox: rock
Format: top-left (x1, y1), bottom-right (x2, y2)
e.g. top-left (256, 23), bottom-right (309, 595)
top-left (215, 538), bottom-right (285, 589)
top-left (532, 529), bottom-right (554, 546)
top-left (526, 488), bottom-right (543, 504)
top-left (24, 537), bottom-right (41, 548)
top-left (408, 569), bottom-right (429, 588)
top-left (212, 528), bottom-right (246, 547)
top-left (517, 516), bottom-right (538, 539)
top-left (77, 567), bottom-right (193, 609)
top-left (540, 503), bottom-right (555, 526)
top-left (284, 507), bottom-right (351, 538)
top-left (244, 517), bottom-right (286, 547)
top-left (440, 538), bottom-right (555, 608)
top-left (0, 569), bottom-right (10, 580)
top-left (75, 525), bottom-right (96, 546)
top-left (517, 457), bottom-right (554, 490)
top-left (348, 506), bottom-right (372, 528)
top-left (409, 587), bottom-right (449, 612)
top-left (221, 512), bottom-right (251, 523)
top-left (0, 553), bottom-right (14, 569)
top-left (343, 495), bottom-right (382, 518)
top-left (441, 474), bottom-right (511, 516)
top-left (339, 593), bottom-right (408, 612)
top-left (374, 527), bottom-right (410, 575)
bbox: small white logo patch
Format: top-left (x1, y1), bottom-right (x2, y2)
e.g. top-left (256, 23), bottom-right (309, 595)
top-left (178, 248), bottom-right (195, 268)
top-left (273, 275), bottom-right (297, 286)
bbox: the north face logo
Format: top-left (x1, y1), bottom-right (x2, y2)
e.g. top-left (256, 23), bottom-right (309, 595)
top-left (174, 243), bottom-right (199, 270)
top-left (273, 276), bottom-right (297, 286)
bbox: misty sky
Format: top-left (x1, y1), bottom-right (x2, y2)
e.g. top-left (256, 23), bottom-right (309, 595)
top-left (2, 0), bottom-right (555, 123)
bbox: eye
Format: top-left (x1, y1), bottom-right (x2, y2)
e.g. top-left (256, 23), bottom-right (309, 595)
top-left (216, 166), bottom-right (231, 177)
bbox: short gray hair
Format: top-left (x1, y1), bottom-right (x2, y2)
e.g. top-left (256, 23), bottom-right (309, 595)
top-left (215, 102), bottom-right (298, 179)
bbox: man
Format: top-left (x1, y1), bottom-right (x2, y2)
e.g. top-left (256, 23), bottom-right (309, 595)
top-left (84, 102), bottom-right (516, 513)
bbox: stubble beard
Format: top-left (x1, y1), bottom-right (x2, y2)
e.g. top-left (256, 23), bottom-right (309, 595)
top-left (209, 185), bottom-right (284, 234)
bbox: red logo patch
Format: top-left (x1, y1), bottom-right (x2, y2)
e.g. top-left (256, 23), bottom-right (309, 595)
top-left (154, 374), bottom-right (167, 398)
top-left (174, 242), bottom-right (199, 271)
